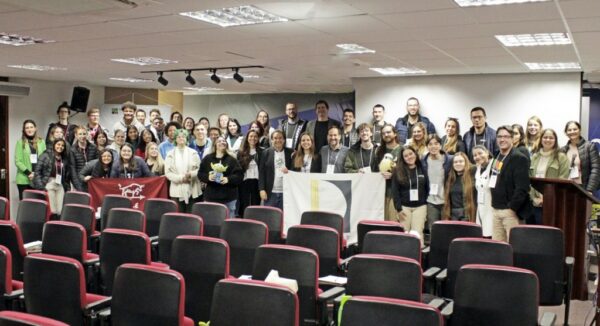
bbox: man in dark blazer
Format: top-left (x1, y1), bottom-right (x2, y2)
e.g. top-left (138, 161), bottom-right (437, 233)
top-left (259, 130), bottom-right (293, 209)
top-left (304, 100), bottom-right (341, 152)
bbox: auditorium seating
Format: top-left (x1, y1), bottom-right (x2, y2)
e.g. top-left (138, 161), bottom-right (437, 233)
top-left (60, 204), bottom-right (97, 238)
top-left (0, 196), bottom-right (8, 221)
top-left (338, 296), bottom-right (443, 326)
top-left (144, 198), bottom-right (178, 237)
top-left (157, 213), bottom-right (203, 264)
top-left (192, 202), bottom-right (229, 238)
top-left (362, 231), bottom-right (421, 263)
top-left (22, 190), bottom-right (48, 203)
top-left (424, 221), bottom-right (482, 271)
top-left (210, 279), bottom-right (299, 326)
top-left (356, 220), bottom-right (404, 252)
top-left (99, 195), bottom-right (131, 231)
top-left (0, 311), bottom-right (68, 326)
top-left (301, 211), bottom-right (346, 253)
top-left (0, 221), bottom-right (26, 281)
top-left (286, 225), bottom-right (341, 277)
top-left (0, 245), bottom-right (23, 311)
top-left (62, 191), bottom-right (91, 207)
top-left (219, 219), bottom-right (267, 277)
top-left (15, 199), bottom-right (48, 243)
top-left (170, 236), bottom-right (230, 323)
top-left (244, 206), bottom-right (285, 244)
top-left (110, 263), bottom-right (194, 326)
top-left (105, 207), bottom-right (146, 233)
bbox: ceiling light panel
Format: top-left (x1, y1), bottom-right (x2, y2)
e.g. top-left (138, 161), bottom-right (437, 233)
top-left (110, 77), bottom-right (153, 83)
top-left (336, 43), bottom-right (376, 54)
top-left (495, 33), bottom-right (571, 47)
top-left (7, 64), bottom-right (66, 71)
top-left (524, 62), bottom-right (581, 70)
top-left (369, 67), bottom-right (427, 75)
top-left (180, 5), bottom-right (288, 27)
top-left (110, 57), bottom-right (178, 66)
top-left (0, 33), bottom-right (55, 46)
top-left (454, 0), bottom-right (550, 7)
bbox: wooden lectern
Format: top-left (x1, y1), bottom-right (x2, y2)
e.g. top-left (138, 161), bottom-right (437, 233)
top-left (530, 177), bottom-right (599, 301)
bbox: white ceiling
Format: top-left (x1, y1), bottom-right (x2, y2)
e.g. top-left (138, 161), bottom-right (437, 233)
top-left (0, 0), bottom-right (598, 94)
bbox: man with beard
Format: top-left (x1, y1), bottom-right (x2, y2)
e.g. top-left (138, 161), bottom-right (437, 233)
top-left (319, 126), bottom-right (349, 174)
top-left (371, 104), bottom-right (392, 146)
top-left (372, 124), bottom-right (402, 221)
top-left (341, 109), bottom-right (359, 148)
top-left (279, 102), bottom-right (306, 150)
top-left (395, 97), bottom-right (436, 144)
top-left (113, 101), bottom-right (145, 134)
top-left (345, 123), bottom-right (378, 173)
top-left (305, 100), bottom-right (341, 152)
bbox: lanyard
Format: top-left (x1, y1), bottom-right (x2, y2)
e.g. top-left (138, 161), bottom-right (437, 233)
top-left (55, 158), bottom-right (63, 176)
top-left (359, 147), bottom-right (373, 168)
top-left (408, 167), bottom-right (419, 190)
top-left (327, 147), bottom-right (340, 166)
top-left (472, 128), bottom-right (487, 148)
top-left (491, 150), bottom-right (511, 176)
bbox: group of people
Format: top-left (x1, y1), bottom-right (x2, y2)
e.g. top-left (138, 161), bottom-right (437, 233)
top-left (14, 98), bottom-right (599, 243)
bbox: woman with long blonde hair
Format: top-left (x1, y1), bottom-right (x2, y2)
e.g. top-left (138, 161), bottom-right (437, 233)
top-left (441, 118), bottom-right (466, 155)
top-left (145, 142), bottom-right (165, 176)
top-left (443, 152), bottom-right (476, 222)
top-left (525, 116), bottom-right (543, 154)
top-left (408, 122), bottom-right (428, 159)
top-left (292, 132), bottom-right (319, 172)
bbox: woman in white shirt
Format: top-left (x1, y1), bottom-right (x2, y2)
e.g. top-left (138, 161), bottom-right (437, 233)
top-left (472, 145), bottom-right (493, 237)
top-left (165, 129), bottom-right (202, 212)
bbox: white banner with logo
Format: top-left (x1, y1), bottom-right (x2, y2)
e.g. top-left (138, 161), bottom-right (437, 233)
top-left (283, 171), bottom-right (386, 244)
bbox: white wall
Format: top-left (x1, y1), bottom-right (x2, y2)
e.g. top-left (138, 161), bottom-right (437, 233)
top-left (353, 73), bottom-right (581, 145)
top-left (8, 78), bottom-right (105, 217)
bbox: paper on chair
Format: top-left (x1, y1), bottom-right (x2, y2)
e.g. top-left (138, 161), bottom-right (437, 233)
top-left (265, 270), bottom-right (298, 293)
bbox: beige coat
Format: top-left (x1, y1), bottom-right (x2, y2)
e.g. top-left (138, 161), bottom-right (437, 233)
top-left (165, 146), bottom-right (202, 203)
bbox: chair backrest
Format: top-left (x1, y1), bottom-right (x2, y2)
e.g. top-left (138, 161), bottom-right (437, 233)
top-left (22, 190), bottom-right (48, 202)
top-left (363, 231), bottom-right (421, 263)
top-left (453, 264), bottom-right (539, 325)
top-left (244, 206), bottom-right (284, 244)
top-left (106, 208), bottom-right (146, 233)
top-left (253, 244), bottom-right (318, 325)
top-left (23, 254), bottom-right (87, 326)
top-left (428, 221), bottom-right (482, 270)
top-left (99, 229), bottom-right (150, 295)
top-left (286, 225), bottom-right (340, 277)
top-left (445, 238), bottom-right (513, 299)
top-left (219, 219), bottom-right (267, 277)
top-left (347, 254), bottom-right (422, 302)
top-left (509, 225), bottom-right (565, 305)
top-left (357, 220), bottom-right (404, 252)
top-left (41, 221), bottom-right (88, 264)
top-left (0, 196), bottom-right (9, 221)
top-left (60, 204), bottom-right (96, 237)
top-left (158, 213), bottom-right (203, 264)
top-left (16, 199), bottom-right (48, 243)
top-left (210, 279), bottom-right (299, 326)
top-left (340, 296), bottom-right (443, 326)
top-left (301, 211), bottom-right (345, 249)
top-left (112, 264), bottom-right (189, 326)
top-left (0, 311), bottom-right (69, 326)
top-left (62, 191), bottom-right (91, 207)
top-left (170, 236), bottom-right (230, 323)
top-left (100, 195), bottom-right (131, 231)
top-left (0, 245), bottom-right (14, 296)
top-left (0, 221), bottom-right (26, 281)
top-left (144, 198), bottom-right (178, 237)
top-left (191, 202), bottom-right (229, 238)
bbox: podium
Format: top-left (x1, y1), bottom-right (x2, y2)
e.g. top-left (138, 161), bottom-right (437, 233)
top-left (531, 177), bottom-right (599, 300)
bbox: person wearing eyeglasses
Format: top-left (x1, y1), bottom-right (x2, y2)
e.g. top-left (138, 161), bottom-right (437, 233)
top-left (464, 106), bottom-right (498, 159)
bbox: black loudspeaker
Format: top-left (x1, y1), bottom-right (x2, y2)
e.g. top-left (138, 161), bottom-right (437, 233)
top-left (70, 86), bottom-right (90, 113)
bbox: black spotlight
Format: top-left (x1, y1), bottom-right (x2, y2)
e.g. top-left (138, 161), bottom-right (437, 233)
top-left (210, 70), bottom-right (221, 84)
top-left (185, 70), bottom-right (196, 85)
top-left (233, 68), bottom-right (244, 83)
top-left (157, 72), bottom-right (168, 86)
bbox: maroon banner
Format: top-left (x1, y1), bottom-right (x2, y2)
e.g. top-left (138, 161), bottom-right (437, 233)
top-left (88, 176), bottom-right (168, 211)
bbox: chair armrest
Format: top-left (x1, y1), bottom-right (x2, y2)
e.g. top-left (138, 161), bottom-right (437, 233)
top-left (428, 298), bottom-right (446, 310)
top-left (317, 286), bottom-right (346, 302)
top-left (317, 287), bottom-right (346, 325)
top-left (85, 297), bottom-right (112, 312)
top-left (441, 301), bottom-right (453, 319)
top-left (565, 256), bottom-right (574, 266)
top-left (435, 269), bottom-right (447, 297)
top-left (3, 289), bottom-right (24, 301)
top-left (339, 256), bottom-right (353, 272)
top-left (423, 267), bottom-right (441, 279)
top-left (149, 235), bottom-right (159, 243)
top-left (98, 307), bottom-right (111, 326)
top-left (422, 246), bottom-right (430, 268)
top-left (435, 269), bottom-right (447, 282)
top-left (539, 312), bottom-right (556, 326)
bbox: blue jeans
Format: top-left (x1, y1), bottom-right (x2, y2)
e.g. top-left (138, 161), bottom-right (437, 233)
top-left (225, 200), bottom-right (237, 218)
top-left (264, 192), bottom-right (283, 210)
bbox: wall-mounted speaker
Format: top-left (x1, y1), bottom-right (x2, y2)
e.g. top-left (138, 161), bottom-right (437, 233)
top-left (71, 86), bottom-right (90, 113)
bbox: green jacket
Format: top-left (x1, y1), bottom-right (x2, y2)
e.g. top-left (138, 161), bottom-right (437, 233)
top-left (14, 138), bottom-right (46, 185)
top-left (344, 143), bottom-right (378, 173)
top-left (529, 150), bottom-right (569, 202)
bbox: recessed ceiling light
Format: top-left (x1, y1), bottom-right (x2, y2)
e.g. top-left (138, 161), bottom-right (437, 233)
top-left (110, 77), bottom-right (153, 83)
top-left (454, 0), bottom-right (549, 7)
top-left (336, 44), bottom-right (376, 54)
top-left (180, 5), bottom-right (288, 27)
top-left (7, 64), bottom-right (66, 71)
top-left (184, 87), bottom-right (224, 92)
top-left (204, 73), bottom-right (259, 79)
top-left (496, 33), bottom-right (571, 47)
top-left (110, 57), bottom-right (178, 66)
top-left (524, 62), bottom-right (581, 70)
top-left (0, 33), bottom-right (55, 46)
top-left (369, 67), bottom-right (427, 75)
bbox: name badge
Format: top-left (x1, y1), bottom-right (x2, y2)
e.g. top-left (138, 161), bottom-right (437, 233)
top-left (569, 166), bottom-right (580, 179)
top-left (488, 175), bottom-right (497, 188)
top-left (286, 138), bottom-right (293, 148)
top-left (326, 164), bottom-right (335, 174)
top-left (410, 189), bottom-right (419, 201)
top-left (477, 190), bottom-right (485, 204)
top-left (361, 166), bottom-right (372, 173)
top-left (55, 174), bottom-right (62, 184)
top-left (30, 154), bottom-right (38, 164)
top-left (429, 184), bottom-right (439, 195)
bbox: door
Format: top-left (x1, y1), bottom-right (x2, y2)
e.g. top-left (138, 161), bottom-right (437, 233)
top-left (0, 94), bottom-right (7, 198)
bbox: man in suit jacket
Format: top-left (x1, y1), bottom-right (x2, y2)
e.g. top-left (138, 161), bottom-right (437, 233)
top-left (259, 130), bottom-right (293, 209)
top-left (304, 100), bottom-right (341, 152)
top-left (279, 102), bottom-right (307, 151)
top-left (319, 126), bottom-right (349, 174)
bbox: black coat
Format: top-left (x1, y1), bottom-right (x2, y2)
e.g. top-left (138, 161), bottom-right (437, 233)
top-left (490, 149), bottom-right (532, 220)
top-left (561, 137), bottom-right (600, 192)
top-left (69, 141), bottom-right (99, 191)
top-left (259, 148), bottom-right (293, 197)
top-left (33, 150), bottom-right (71, 191)
top-left (198, 153), bottom-right (243, 203)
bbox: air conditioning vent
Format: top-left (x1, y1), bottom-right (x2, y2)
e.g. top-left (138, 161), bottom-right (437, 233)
top-left (0, 82), bottom-right (31, 97)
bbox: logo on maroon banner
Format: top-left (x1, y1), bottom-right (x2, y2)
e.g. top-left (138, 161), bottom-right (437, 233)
top-left (88, 176), bottom-right (168, 210)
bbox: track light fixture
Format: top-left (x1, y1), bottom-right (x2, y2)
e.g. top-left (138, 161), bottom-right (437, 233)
top-left (185, 70), bottom-right (196, 85)
top-left (210, 69), bottom-right (221, 84)
top-left (233, 68), bottom-right (244, 83)
top-left (157, 72), bottom-right (168, 86)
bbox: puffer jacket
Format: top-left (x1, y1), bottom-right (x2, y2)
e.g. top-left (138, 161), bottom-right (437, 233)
top-left (33, 149), bottom-right (71, 191)
top-left (561, 137), bottom-right (600, 192)
top-left (69, 141), bottom-right (99, 191)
